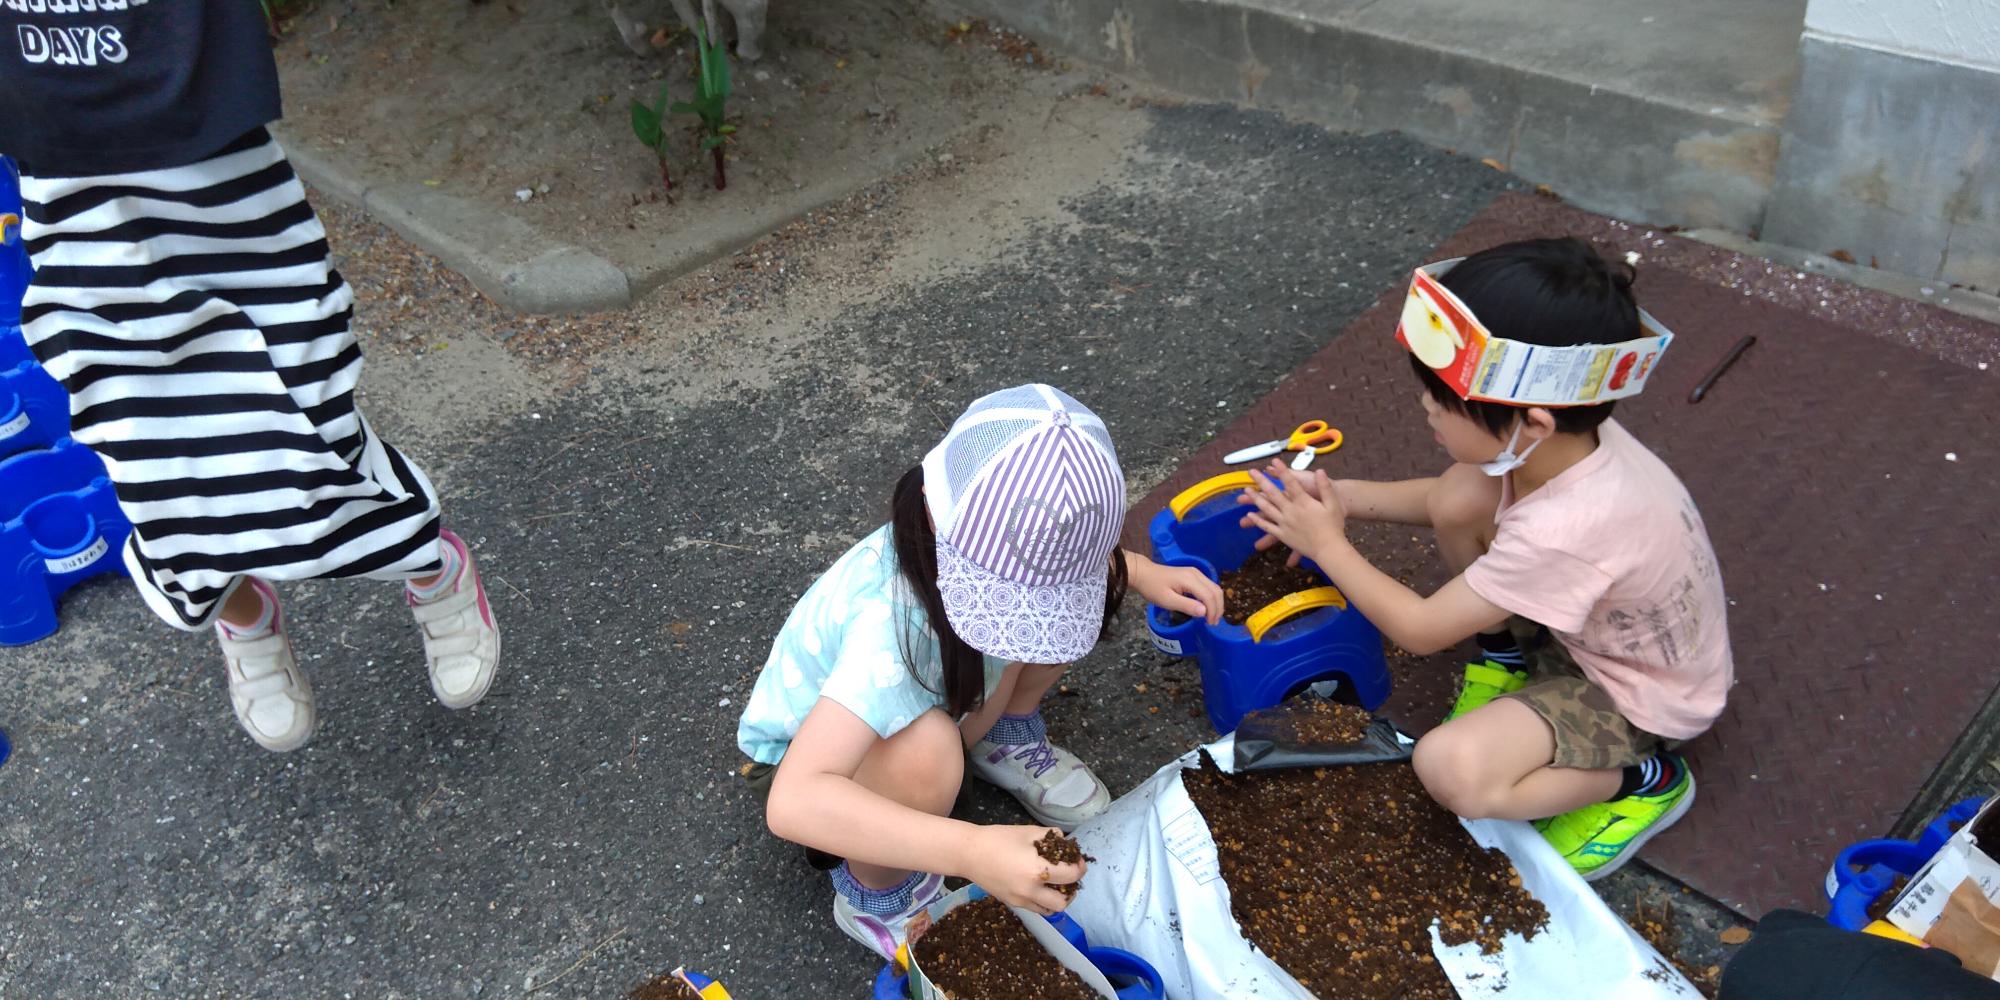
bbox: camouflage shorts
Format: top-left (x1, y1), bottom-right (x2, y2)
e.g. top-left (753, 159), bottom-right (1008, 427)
top-left (1501, 625), bottom-right (1678, 771)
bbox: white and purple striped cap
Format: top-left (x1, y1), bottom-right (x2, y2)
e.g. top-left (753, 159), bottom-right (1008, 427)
top-left (922, 384), bottom-right (1126, 665)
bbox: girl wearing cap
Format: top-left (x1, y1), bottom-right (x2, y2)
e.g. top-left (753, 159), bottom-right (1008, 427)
top-left (735, 384), bottom-right (1224, 960)
top-left (1242, 238), bottom-right (1732, 882)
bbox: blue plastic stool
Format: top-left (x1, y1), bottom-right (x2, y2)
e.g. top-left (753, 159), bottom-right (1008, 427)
top-left (0, 155), bottom-right (56, 463)
top-left (1824, 796), bottom-right (1987, 931)
top-left (0, 439), bottom-right (130, 645)
top-left (871, 891), bottom-right (1166, 999)
top-left (0, 154), bottom-right (128, 646)
top-left (0, 359), bottom-right (71, 461)
top-left (1, 155), bottom-right (26, 323)
top-left (1143, 473), bottom-right (1390, 733)
top-left (1, 156), bottom-right (27, 326)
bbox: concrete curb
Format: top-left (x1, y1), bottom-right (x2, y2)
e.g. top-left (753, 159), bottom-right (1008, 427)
top-left (276, 123), bottom-right (948, 316)
top-left (277, 126), bottom-right (632, 315)
top-left (943, 0), bottom-right (1782, 237)
top-left (1686, 228), bottom-right (2000, 326)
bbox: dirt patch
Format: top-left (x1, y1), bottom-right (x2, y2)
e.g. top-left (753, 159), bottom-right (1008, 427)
top-left (273, 0), bottom-right (1065, 282)
top-left (1238, 698), bottom-right (1374, 746)
top-left (1036, 830), bottom-right (1093, 901)
top-left (627, 972), bottom-right (701, 999)
top-left (1183, 758), bottom-right (1547, 998)
top-left (1218, 546), bottom-right (1328, 626)
top-left (1629, 894), bottom-right (1722, 997)
top-left (912, 896), bottom-right (1099, 999)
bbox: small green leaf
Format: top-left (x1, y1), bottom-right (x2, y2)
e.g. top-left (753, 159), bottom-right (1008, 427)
top-left (717, 124), bottom-right (738, 135)
top-left (629, 100), bottom-right (661, 146)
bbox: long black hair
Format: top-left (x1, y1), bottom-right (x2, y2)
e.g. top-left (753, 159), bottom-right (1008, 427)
top-left (1409, 237), bottom-right (1638, 435)
top-left (889, 465), bottom-right (1129, 717)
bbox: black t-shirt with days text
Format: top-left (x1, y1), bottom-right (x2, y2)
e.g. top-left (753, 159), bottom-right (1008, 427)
top-left (0, 0), bottom-right (280, 176)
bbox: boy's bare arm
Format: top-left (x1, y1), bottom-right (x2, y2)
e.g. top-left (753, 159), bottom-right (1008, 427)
top-left (1242, 477), bottom-right (1436, 536)
top-left (1334, 477), bottom-right (1437, 525)
top-left (1306, 544), bottom-right (1510, 655)
top-left (1239, 464), bottom-right (1506, 653)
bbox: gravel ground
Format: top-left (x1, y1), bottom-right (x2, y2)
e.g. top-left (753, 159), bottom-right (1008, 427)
top-left (0, 102), bottom-right (1750, 997)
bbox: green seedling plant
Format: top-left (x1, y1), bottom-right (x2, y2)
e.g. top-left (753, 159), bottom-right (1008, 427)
top-left (629, 83), bottom-right (677, 196)
top-left (671, 20), bottom-right (736, 190)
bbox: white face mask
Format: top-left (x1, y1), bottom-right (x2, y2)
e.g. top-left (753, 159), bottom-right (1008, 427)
top-left (1479, 424), bottom-right (1542, 477)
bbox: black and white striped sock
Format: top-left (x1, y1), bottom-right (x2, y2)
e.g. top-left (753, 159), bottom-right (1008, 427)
top-left (1616, 753), bottom-right (1684, 800)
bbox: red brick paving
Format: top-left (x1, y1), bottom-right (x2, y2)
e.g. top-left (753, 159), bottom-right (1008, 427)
top-left (1122, 192), bottom-right (2000, 916)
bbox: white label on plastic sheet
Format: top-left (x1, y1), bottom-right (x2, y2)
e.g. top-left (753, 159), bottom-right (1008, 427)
top-left (1149, 632), bottom-right (1183, 656)
top-left (0, 410), bottom-right (28, 441)
top-left (1891, 850), bottom-right (1968, 937)
top-left (1825, 863), bottom-right (1843, 901)
top-left (44, 536), bottom-right (108, 575)
top-left (1161, 802), bottom-right (1223, 884)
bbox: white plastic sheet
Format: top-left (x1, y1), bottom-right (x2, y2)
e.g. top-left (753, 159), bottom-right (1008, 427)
top-left (1066, 738), bottom-right (1699, 999)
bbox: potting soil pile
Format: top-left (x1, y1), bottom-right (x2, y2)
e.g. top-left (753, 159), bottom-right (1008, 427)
top-left (1217, 546), bottom-right (1327, 626)
top-left (1183, 756), bottom-right (1544, 997)
top-left (913, 896), bottom-right (1100, 1000)
top-left (1238, 697), bottom-right (1372, 745)
top-left (1067, 737), bottom-right (1700, 998)
top-left (626, 973), bottom-right (701, 1000)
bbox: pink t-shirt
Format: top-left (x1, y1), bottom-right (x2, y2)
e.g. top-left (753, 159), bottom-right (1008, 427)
top-left (1462, 420), bottom-right (1733, 739)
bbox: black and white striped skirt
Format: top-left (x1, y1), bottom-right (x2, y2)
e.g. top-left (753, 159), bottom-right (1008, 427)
top-left (18, 128), bottom-right (443, 631)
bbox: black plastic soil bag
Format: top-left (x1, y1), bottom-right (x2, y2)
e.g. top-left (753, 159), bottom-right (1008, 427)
top-left (1231, 696), bottom-right (1414, 772)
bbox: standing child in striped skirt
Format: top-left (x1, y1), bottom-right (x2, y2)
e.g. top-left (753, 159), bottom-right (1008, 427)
top-left (1, 1), bottom-right (500, 751)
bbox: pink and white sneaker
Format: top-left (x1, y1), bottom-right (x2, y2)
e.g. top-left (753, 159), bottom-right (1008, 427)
top-left (215, 579), bottom-right (316, 752)
top-left (407, 528), bottom-right (500, 709)
top-left (832, 873), bottom-right (948, 962)
top-left (968, 735), bottom-right (1111, 832)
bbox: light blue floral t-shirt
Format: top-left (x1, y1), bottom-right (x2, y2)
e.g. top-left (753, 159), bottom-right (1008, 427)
top-left (737, 525), bottom-right (1011, 765)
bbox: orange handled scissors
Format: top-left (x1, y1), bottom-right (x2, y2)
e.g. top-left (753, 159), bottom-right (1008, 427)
top-left (1223, 419), bottom-right (1344, 470)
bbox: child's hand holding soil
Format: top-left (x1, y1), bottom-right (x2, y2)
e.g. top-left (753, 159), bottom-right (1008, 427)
top-left (965, 825), bottom-right (1088, 915)
top-left (1035, 830), bottom-right (1095, 901)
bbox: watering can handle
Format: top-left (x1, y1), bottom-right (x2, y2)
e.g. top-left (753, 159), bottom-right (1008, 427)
top-left (1245, 586), bottom-right (1349, 643)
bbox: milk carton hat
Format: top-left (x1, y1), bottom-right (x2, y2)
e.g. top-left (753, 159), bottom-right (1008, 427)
top-left (921, 384), bottom-right (1126, 664)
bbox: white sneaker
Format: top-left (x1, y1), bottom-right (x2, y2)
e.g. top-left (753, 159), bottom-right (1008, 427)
top-left (407, 528), bottom-right (500, 709)
top-left (215, 580), bottom-right (315, 752)
top-left (968, 735), bottom-right (1110, 831)
top-left (832, 873), bottom-right (947, 962)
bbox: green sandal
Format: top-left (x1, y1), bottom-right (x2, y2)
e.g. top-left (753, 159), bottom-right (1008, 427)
top-left (1446, 660), bottom-right (1529, 721)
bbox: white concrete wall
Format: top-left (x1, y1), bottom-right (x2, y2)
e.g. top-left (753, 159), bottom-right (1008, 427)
top-left (1772, 0), bottom-right (2000, 286)
top-left (1804, 0), bottom-right (2000, 68)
